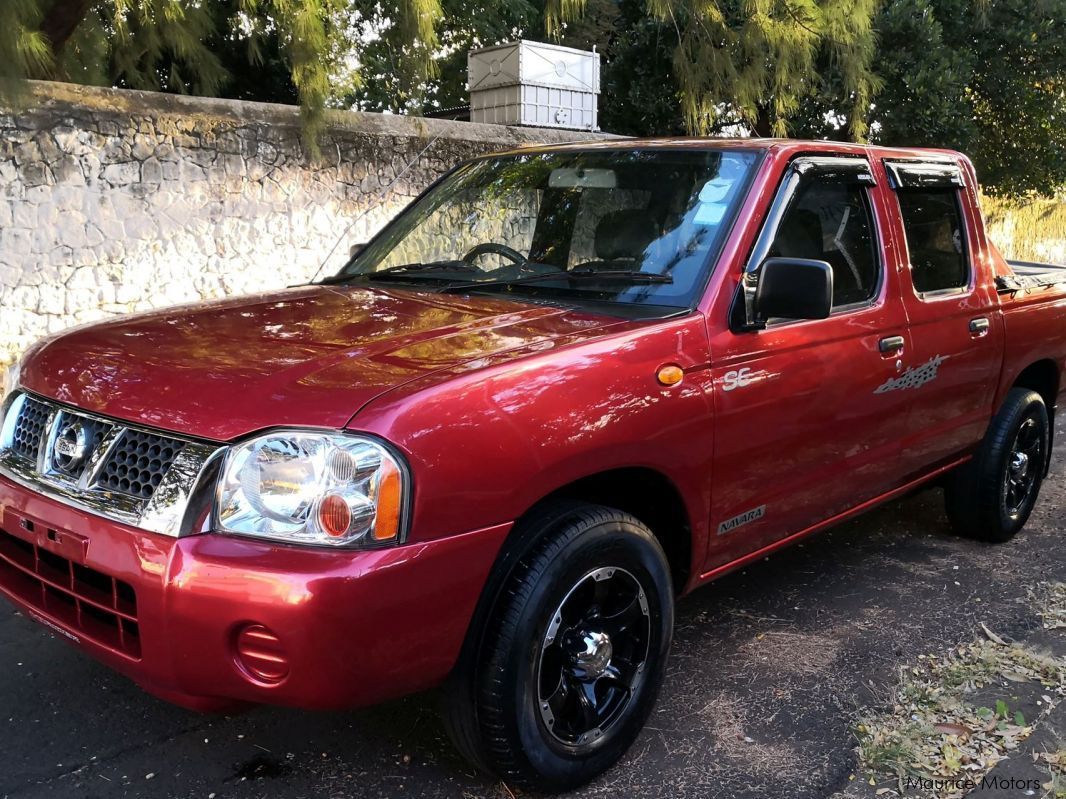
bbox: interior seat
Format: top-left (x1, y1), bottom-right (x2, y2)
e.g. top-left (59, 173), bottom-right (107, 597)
top-left (585, 209), bottom-right (659, 268)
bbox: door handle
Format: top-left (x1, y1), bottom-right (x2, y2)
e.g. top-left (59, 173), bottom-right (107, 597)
top-left (970, 317), bottom-right (990, 336)
top-left (879, 336), bottom-right (905, 355)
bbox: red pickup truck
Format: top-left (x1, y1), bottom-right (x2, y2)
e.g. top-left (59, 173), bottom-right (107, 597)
top-left (2, 139), bottom-right (1065, 791)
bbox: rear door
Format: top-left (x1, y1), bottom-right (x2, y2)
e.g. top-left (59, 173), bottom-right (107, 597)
top-left (705, 155), bottom-right (914, 571)
top-left (881, 159), bottom-right (1004, 474)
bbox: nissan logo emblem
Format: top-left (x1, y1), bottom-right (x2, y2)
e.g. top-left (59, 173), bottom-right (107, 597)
top-left (53, 421), bottom-right (91, 472)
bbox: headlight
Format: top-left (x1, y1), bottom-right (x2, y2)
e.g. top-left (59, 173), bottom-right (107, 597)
top-left (216, 431), bottom-right (408, 547)
top-left (2, 358), bottom-right (20, 396)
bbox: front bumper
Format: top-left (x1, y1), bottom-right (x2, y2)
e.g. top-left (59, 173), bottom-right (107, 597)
top-left (0, 473), bottom-right (510, 712)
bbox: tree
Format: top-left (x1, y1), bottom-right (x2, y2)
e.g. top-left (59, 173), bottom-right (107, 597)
top-left (0, 1), bottom-right (52, 98)
top-left (786, 0), bottom-right (1066, 195)
top-left (546, 0), bottom-right (881, 140)
top-left (872, 0), bottom-right (1066, 195)
top-left (0, 0), bottom-right (443, 148)
top-left (342, 0), bottom-right (540, 113)
top-left (590, 0), bottom-right (684, 136)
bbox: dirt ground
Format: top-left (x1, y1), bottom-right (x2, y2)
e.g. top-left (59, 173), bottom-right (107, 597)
top-left (1, 417), bottom-right (1064, 799)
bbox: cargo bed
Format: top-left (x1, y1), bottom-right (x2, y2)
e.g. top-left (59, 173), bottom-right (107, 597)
top-left (996, 260), bottom-right (1066, 292)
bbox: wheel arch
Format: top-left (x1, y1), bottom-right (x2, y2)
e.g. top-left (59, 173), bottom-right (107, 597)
top-left (1010, 359), bottom-right (1061, 415)
top-left (534, 467), bottom-right (694, 592)
top-left (448, 467), bottom-right (693, 684)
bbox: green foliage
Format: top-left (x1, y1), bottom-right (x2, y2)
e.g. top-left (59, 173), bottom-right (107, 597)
top-left (546, 0), bottom-right (881, 141)
top-left (338, 0), bottom-right (881, 143)
top-left (108, 0), bottom-right (228, 96)
top-left (4, 0), bottom-right (1063, 196)
top-left (594, 0), bottom-right (684, 136)
top-left (868, 0), bottom-right (1066, 196)
top-left (345, 0), bottom-right (539, 113)
top-left (1, 0), bottom-right (446, 153)
top-left (0, 0), bottom-right (52, 100)
top-left (239, 0), bottom-right (349, 147)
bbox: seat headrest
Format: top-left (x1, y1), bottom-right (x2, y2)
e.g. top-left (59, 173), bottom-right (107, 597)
top-left (773, 210), bottom-right (823, 260)
top-left (594, 209), bottom-right (658, 261)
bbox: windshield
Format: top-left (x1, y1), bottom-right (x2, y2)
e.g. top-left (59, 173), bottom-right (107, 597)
top-left (333, 148), bottom-right (759, 309)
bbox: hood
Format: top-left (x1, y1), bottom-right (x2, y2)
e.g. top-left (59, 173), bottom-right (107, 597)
top-left (19, 285), bottom-right (620, 441)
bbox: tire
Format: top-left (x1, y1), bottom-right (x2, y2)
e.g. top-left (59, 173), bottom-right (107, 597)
top-left (945, 388), bottom-right (1049, 543)
top-left (442, 502), bottom-right (674, 792)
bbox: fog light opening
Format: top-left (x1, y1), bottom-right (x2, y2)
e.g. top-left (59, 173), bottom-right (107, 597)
top-left (234, 624), bottom-right (290, 685)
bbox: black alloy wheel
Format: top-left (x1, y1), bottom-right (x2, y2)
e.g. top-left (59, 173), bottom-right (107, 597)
top-left (536, 566), bottom-right (651, 748)
top-left (946, 387), bottom-right (1050, 542)
top-left (1002, 415), bottom-right (1045, 519)
top-left (441, 502), bottom-right (674, 792)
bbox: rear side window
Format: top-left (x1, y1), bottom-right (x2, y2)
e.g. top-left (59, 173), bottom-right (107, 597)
top-left (768, 180), bottom-right (880, 308)
top-left (897, 190), bottom-right (969, 294)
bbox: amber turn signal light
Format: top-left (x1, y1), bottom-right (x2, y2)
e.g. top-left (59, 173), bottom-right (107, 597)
top-left (656, 364), bottom-right (684, 386)
top-left (372, 460), bottom-right (403, 541)
top-left (317, 494), bottom-right (352, 537)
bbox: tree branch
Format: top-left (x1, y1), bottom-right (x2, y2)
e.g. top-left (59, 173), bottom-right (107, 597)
top-left (39, 0), bottom-right (94, 57)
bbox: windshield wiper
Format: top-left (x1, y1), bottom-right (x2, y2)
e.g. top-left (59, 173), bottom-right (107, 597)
top-left (440, 269), bottom-right (673, 294)
top-left (314, 261), bottom-right (480, 286)
top-left (373, 261), bottom-right (480, 276)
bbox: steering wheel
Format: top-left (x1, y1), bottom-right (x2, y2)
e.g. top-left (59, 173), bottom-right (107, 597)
top-left (462, 242), bottom-right (529, 267)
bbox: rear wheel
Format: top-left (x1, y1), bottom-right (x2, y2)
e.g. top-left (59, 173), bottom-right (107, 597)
top-left (442, 503), bottom-right (673, 792)
top-left (945, 388), bottom-right (1049, 542)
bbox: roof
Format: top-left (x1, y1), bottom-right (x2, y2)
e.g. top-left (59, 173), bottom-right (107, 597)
top-left (491, 136), bottom-right (964, 163)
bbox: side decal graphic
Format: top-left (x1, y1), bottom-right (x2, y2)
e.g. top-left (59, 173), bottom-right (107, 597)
top-left (875, 354), bottom-right (947, 394)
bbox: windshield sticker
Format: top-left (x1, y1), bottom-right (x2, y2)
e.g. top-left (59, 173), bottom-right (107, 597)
top-left (875, 354), bottom-right (947, 394)
top-left (699, 178), bottom-right (733, 204)
top-left (694, 202), bottom-right (728, 226)
top-left (693, 154), bottom-right (748, 226)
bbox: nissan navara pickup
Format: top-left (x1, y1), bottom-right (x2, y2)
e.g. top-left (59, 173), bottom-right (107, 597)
top-left (2, 140), bottom-right (1066, 791)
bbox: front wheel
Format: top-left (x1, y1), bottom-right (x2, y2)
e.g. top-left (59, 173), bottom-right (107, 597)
top-left (945, 388), bottom-right (1049, 542)
top-left (443, 503), bottom-right (674, 792)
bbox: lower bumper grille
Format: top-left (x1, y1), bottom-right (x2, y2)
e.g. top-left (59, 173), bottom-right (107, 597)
top-left (0, 529), bottom-right (141, 659)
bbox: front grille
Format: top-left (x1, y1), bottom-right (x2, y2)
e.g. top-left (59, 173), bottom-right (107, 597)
top-left (96, 430), bottom-right (187, 500)
top-left (11, 397), bottom-right (50, 462)
top-left (0, 528), bottom-right (141, 658)
top-left (0, 392), bottom-right (221, 536)
top-left (3, 394), bottom-right (189, 504)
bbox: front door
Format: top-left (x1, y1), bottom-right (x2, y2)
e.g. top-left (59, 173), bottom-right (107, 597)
top-left (704, 155), bottom-right (914, 572)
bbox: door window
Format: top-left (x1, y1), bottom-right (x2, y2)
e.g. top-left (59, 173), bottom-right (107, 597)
top-left (768, 180), bottom-right (880, 308)
top-left (896, 190), bottom-right (969, 294)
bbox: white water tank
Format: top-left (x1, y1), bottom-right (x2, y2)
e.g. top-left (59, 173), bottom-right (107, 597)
top-left (468, 41), bottom-right (601, 131)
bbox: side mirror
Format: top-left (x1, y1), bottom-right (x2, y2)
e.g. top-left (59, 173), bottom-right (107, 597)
top-left (349, 242), bottom-right (367, 259)
top-left (755, 258), bottom-right (833, 322)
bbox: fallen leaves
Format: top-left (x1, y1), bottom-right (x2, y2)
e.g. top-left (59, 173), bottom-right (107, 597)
top-left (1041, 583), bottom-right (1066, 631)
top-left (932, 723), bottom-right (971, 739)
top-left (856, 637), bottom-right (1065, 798)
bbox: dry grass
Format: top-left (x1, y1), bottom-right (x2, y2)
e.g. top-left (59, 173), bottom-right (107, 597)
top-left (696, 692), bottom-right (804, 777)
top-left (981, 193), bottom-right (1066, 264)
top-left (1039, 748), bottom-right (1066, 798)
top-left (736, 630), bottom-right (840, 677)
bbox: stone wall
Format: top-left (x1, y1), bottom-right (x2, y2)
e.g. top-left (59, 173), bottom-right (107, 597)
top-left (0, 81), bottom-right (608, 372)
